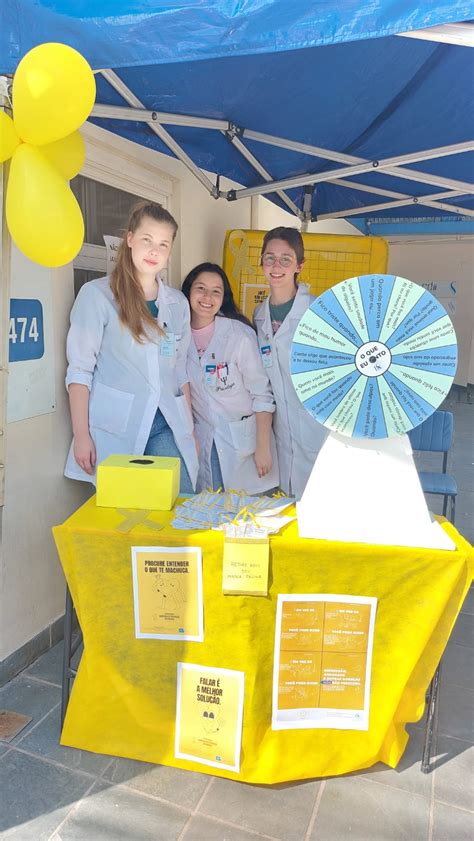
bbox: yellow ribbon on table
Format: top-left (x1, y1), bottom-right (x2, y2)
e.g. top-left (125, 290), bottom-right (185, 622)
top-left (114, 509), bottom-right (163, 534)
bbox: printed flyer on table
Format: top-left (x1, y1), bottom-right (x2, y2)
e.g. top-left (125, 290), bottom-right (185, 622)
top-left (131, 546), bottom-right (203, 641)
top-left (272, 594), bottom-right (377, 730)
top-left (175, 663), bottom-right (245, 772)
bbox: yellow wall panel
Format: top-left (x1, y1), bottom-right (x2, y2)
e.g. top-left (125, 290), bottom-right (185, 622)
top-left (222, 229), bottom-right (389, 320)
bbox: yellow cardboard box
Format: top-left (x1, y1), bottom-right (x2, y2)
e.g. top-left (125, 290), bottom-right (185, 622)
top-left (96, 454), bottom-right (180, 510)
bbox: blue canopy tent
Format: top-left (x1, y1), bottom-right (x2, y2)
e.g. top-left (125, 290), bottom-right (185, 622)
top-left (1, 1), bottom-right (473, 233)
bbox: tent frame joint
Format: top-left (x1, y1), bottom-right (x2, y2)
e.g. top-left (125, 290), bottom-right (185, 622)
top-left (225, 122), bottom-right (244, 141)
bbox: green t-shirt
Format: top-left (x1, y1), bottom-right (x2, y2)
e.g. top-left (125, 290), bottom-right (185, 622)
top-left (146, 300), bottom-right (159, 318)
top-left (269, 296), bottom-right (295, 334)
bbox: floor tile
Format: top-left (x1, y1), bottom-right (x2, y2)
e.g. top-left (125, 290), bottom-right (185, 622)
top-left (199, 777), bottom-right (320, 841)
top-left (310, 777), bottom-right (430, 841)
top-left (450, 613), bottom-right (474, 648)
top-left (443, 643), bottom-right (474, 690)
top-left (357, 728), bottom-right (431, 798)
top-left (18, 704), bottom-right (110, 776)
top-left (57, 779), bottom-right (189, 841)
top-left (104, 757), bottom-right (210, 809)
top-left (0, 744), bottom-right (10, 757)
top-left (0, 748), bottom-right (92, 838)
top-left (432, 801), bottom-right (474, 841)
top-left (24, 639), bottom-right (83, 687)
top-left (0, 676), bottom-right (60, 744)
top-left (460, 586), bottom-right (474, 615)
top-left (183, 814), bottom-right (261, 841)
top-left (437, 684), bottom-right (474, 741)
top-left (433, 736), bottom-right (474, 811)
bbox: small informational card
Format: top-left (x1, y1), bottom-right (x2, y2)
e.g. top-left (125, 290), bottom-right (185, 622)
top-left (131, 546), bottom-right (203, 641)
top-left (175, 663), bottom-right (245, 772)
top-left (222, 535), bottom-right (270, 596)
top-left (103, 234), bottom-right (122, 275)
top-left (272, 594), bottom-right (377, 731)
top-left (242, 283), bottom-right (268, 321)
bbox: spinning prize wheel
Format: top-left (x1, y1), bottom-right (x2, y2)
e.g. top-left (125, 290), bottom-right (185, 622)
top-left (290, 275), bottom-right (457, 439)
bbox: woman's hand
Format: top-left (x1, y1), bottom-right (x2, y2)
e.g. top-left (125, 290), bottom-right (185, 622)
top-left (74, 432), bottom-right (96, 475)
top-left (254, 444), bottom-right (272, 478)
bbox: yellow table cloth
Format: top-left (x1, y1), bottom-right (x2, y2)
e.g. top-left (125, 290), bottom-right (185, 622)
top-left (53, 497), bottom-right (473, 784)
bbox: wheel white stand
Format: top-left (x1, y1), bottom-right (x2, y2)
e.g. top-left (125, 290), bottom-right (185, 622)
top-left (297, 432), bottom-right (455, 550)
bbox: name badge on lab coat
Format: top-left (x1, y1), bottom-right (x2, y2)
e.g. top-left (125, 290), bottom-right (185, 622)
top-left (205, 364), bottom-right (217, 387)
top-left (260, 344), bottom-right (273, 368)
top-left (160, 332), bottom-right (176, 357)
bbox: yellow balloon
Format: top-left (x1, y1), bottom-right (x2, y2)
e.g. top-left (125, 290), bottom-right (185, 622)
top-left (40, 131), bottom-right (86, 180)
top-left (6, 144), bottom-right (84, 267)
top-left (0, 111), bottom-right (20, 163)
top-left (13, 42), bottom-right (96, 146)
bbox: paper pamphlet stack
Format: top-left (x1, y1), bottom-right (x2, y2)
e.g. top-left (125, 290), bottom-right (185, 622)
top-left (172, 490), bottom-right (295, 536)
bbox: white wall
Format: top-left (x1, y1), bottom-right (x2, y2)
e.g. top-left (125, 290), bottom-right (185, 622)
top-left (1, 256), bottom-right (90, 659)
top-left (388, 237), bottom-right (474, 386)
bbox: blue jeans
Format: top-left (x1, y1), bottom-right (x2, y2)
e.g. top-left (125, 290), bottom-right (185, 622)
top-left (144, 408), bottom-right (193, 494)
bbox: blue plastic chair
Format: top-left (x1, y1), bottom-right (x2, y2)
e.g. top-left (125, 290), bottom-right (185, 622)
top-left (408, 410), bottom-right (457, 525)
top-left (409, 410), bottom-right (457, 772)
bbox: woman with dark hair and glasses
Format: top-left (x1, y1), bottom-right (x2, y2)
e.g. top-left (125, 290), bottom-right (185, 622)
top-left (182, 262), bottom-right (279, 493)
top-left (253, 227), bottom-right (327, 499)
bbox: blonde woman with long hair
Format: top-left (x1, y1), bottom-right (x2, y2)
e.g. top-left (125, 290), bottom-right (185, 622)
top-left (65, 200), bottom-right (198, 492)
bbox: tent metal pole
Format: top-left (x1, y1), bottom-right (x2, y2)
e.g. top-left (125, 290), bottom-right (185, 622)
top-left (300, 186), bottom-right (313, 230)
top-left (319, 192), bottom-right (474, 220)
top-left (92, 103), bottom-right (227, 130)
top-left (241, 130), bottom-right (473, 190)
top-left (223, 130), bottom-right (300, 217)
top-left (397, 22), bottom-right (474, 47)
top-left (224, 156), bottom-right (474, 201)
top-left (242, 130), bottom-right (472, 168)
top-left (330, 179), bottom-right (470, 215)
top-left (330, 178), bottom-right (462, 201)
top-left (99, 71), bottom-right (218, 196)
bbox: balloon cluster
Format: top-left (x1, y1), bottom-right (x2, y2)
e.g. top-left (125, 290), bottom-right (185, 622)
top-left (0, 43), bottom-right (96, 267)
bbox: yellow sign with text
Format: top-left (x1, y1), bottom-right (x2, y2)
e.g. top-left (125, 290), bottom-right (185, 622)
top-left (175, 663), bottom-right (245, 772)
top-left (131, 546), bottom-right (203, 641)
top-left (222, 537), bottom-right (270, 596)
top-left (242, 283), bottom-right (269, 321)
top-left (273, 595), bottom-right (377, 730)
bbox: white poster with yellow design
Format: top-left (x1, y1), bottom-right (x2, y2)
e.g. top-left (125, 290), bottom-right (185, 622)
top-left (131, 546), bottom-right (203, 641)
top-left (272, 594), bottom-right (377, 730)
top-left (175, 663), bottom-right (245, 772)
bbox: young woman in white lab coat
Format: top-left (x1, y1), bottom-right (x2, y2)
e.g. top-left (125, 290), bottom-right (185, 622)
top-left (182, 263), bottom-right (279, 494)
top-left (65, 200), bottom-right (198, 492)
top-left (253, 227), bottom-right (327, 499)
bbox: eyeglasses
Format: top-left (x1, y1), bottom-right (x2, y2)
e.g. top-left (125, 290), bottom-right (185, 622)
top-left (262, 254), bottom-right (295, 268)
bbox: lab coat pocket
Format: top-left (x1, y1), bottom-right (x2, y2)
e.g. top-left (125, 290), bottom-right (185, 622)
top-left (228, 414), bottom-right (257, 457)
top-left (174, 394), bottom-right (194, 435)
top-left (89, 382), bottom-right (134, 435)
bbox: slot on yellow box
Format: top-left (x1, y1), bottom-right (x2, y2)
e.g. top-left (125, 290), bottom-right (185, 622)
top-left (96, 454), bottom-right (180, 511)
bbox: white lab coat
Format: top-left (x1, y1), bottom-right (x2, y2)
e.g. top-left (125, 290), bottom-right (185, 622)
top-left (64, 276), bottom-right (198, 487)
top-left (253, 284), bottom-right (327, 499)
top-left (187, 316), bottom-right (279, 494)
